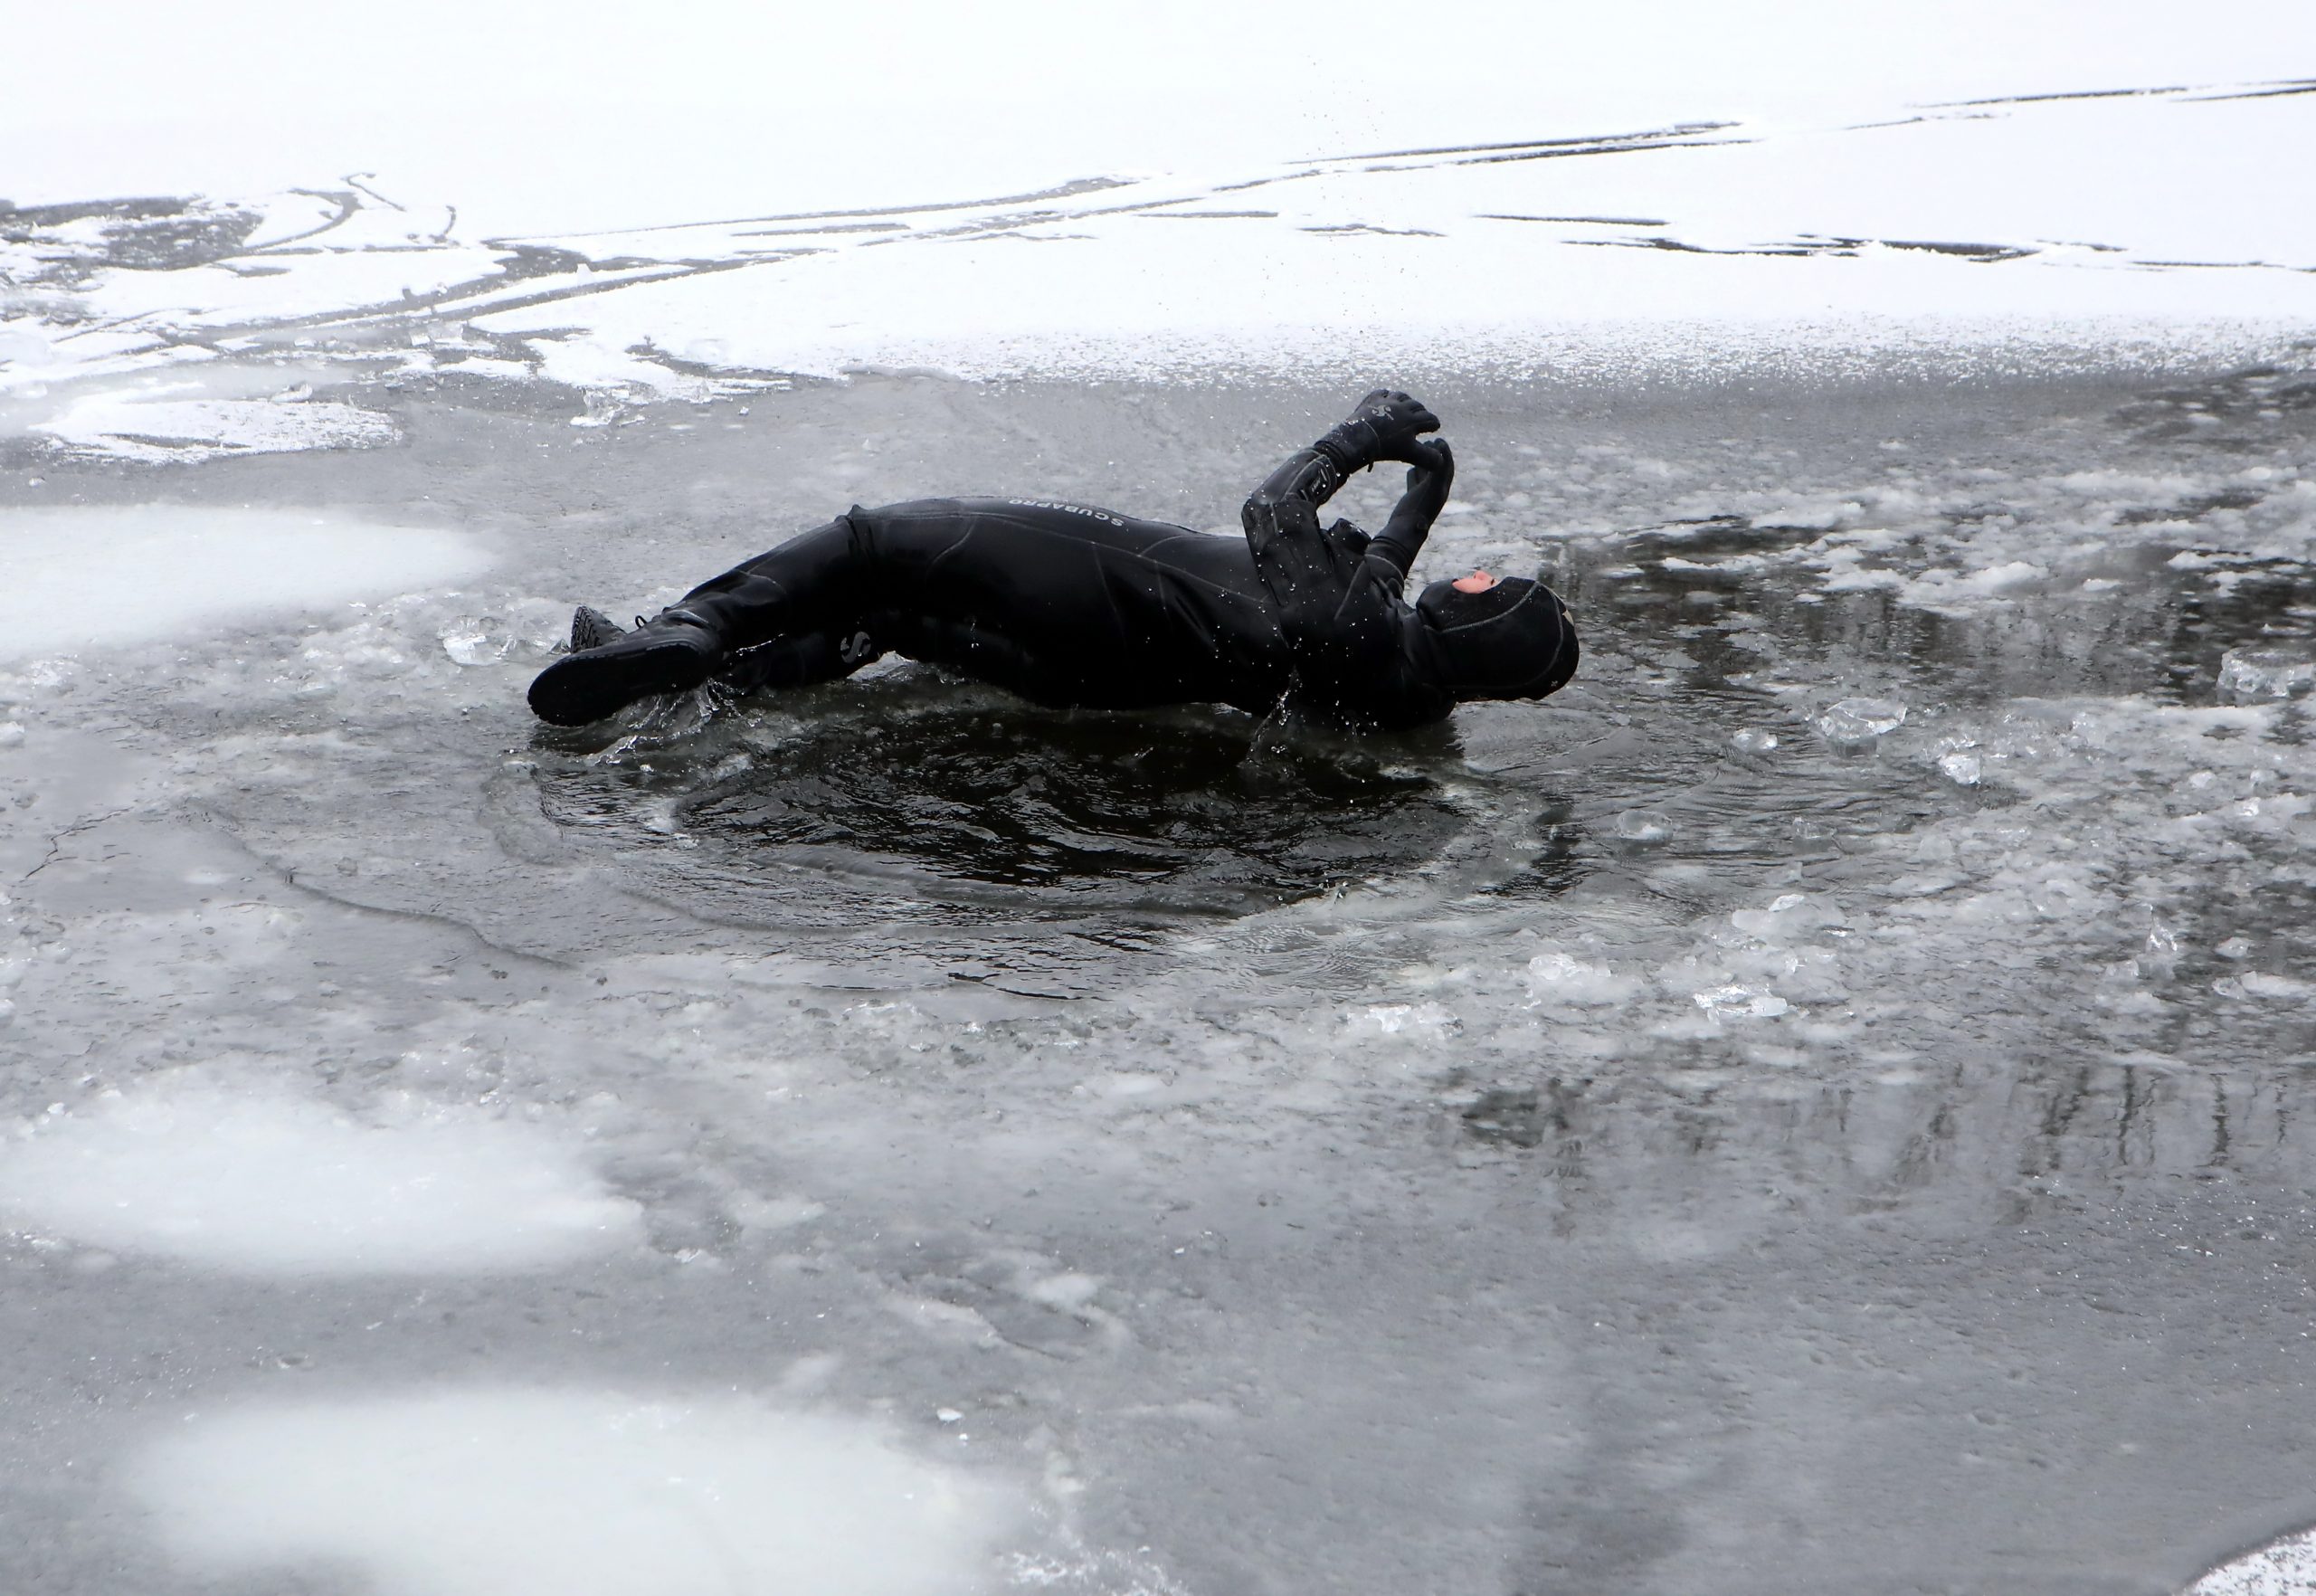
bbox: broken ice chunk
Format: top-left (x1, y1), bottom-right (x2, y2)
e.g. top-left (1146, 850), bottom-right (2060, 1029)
top-left (1525, 949), bottom-right (1642, 1007)
top-left (503, 597), bottom-right (582, 662)
top-left (1729, 891), bottom-right (1845, 941)
top-left (1816, 698), bottom-right (1907, 746)
top-left (441, 617), bottom-right (512, 666)
top-left (2216, 648), bottom-right (2316, 700)
top-left (1693, 984), bottom-right (1789, 1019)
top-left (570, 391), bottom-right (620, 427)
top-left (1347, 1002), bottom-right (1460, 1039)
top-left (1614, 810), bottom-right (1675, 842)
top-left (2214, 972), bottom-right (2316, 1002)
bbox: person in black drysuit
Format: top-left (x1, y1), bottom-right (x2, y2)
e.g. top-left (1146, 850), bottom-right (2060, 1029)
top-left (527, 390), bottom-right (1577, 732)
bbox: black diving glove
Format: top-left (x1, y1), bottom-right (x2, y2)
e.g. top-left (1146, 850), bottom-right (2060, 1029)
top-left (1402, 438), bottom-right (1454, 515)
top-left (1315, 388), bottom-right (1441, 471)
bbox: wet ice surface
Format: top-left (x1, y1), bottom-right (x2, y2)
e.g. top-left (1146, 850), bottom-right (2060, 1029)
top-left (3, 368), bottom-right (2315, 1594)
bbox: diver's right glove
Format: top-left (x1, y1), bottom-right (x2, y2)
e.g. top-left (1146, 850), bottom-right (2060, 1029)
top-left (1315, 388), bottom-right (1441, 471)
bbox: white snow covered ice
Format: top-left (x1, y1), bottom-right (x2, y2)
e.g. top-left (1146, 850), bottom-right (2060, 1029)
top-left (125, 1388), bottom-right (1023, 1596)
top-left (0, 508), bottom-right (490, 659)
top-left (0, 1078), bottom-right (642, 1274)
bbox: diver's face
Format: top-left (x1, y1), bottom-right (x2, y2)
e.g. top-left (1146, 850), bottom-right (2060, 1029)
top-left (1416, 573), bottom-right (1533, 632)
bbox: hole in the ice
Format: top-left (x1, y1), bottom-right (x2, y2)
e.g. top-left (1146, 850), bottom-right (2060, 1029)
top-left (535, 682), bottom-right (1478, 917)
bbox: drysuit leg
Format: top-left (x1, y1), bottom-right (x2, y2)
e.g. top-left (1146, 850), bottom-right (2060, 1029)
top-left (674, 512), bottom-right (890, 692)
top-left (527, 513), bottom-right (881, 726)
top-left (717, 628), bottom-right (877, 693)
top-left (673, 513), bottom-right (877, 651)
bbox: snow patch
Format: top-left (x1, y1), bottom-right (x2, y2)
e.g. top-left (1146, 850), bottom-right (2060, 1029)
top-left (0, 508), bottom-right (491, 659)
top-left (29, 390), bottom-right (397, 463)
top-left (2188, 1527), bottom-right (2316, 1595)
top-left (6, 62), bottom-right (2316, 456)
top-left (0, 1080), bottom-right (641, 1275)
top-left (124, 1387), bottom-right (1022, 1596)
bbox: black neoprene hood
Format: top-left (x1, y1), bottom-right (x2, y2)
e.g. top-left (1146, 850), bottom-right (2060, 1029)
top-left (1415, 575), bottom-right (1580, 700)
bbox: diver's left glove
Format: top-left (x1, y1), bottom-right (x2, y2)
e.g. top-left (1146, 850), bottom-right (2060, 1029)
top-left (527, 606), bottom-right (725, 726)
top-left (1315, 388), bottom-right (1440, 470)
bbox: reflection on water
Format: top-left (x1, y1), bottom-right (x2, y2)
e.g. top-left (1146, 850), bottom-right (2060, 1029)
top-left (1448, 1051), bottom-right (2313, 1215)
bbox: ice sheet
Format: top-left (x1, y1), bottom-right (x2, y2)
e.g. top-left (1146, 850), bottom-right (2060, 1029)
top-left (6, 1), bottom-right (2311, 237)
top-left (7, 31), bottom-right (2314, 461)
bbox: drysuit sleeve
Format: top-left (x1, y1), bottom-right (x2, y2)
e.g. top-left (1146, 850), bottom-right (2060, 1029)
top-left (1367, 440), bottom-right (1454, 585)
top-left (1239, 446), bottom-right (1370, 631)
top-left (1240, 446), bottom-right (1443, 727)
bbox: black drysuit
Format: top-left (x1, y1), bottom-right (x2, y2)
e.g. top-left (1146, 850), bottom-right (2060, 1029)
top-left (670, 445), bottom-right (1574, 733)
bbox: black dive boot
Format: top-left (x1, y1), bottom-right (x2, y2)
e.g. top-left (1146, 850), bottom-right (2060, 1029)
top-left (527, 605), bottom-right (725, 727)
top-left (568, 605), bottom-right (627, 651)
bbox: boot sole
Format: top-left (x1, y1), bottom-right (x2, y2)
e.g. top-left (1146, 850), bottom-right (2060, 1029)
top-left (527, 639), bottom-right (717, 727)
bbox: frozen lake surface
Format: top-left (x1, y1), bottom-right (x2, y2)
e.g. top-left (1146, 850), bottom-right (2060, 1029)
top-left (2, 364), bottom-right (2313, 1594)
top-left (8, 4), bottom-right (2316, 1588)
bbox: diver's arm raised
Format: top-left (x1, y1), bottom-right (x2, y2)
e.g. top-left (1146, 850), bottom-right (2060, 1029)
top-left (1240, 388), bottom-right (1440, 564)
top-left (1369, 439), bottom-right (1454, 584)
